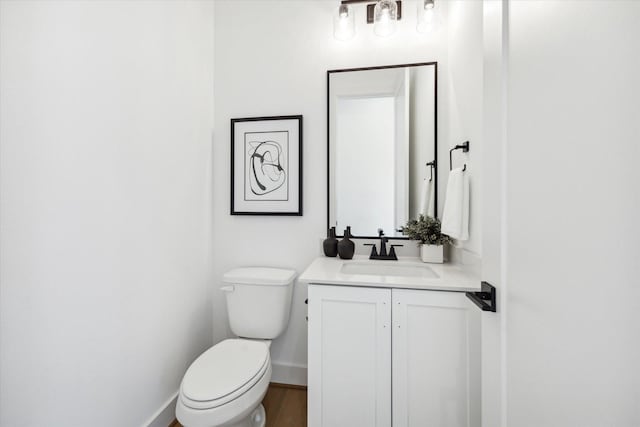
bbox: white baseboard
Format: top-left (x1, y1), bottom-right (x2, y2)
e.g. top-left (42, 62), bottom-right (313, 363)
top-left (271, 361), bottom-right (308, 386)
top-left (144, 391), bottom-right (178, 427)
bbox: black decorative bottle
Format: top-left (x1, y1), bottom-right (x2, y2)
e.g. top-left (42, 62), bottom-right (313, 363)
top-left (338, 226), bottom-right (355, 260)
top-left (323, 227), bottom-right (338, 257)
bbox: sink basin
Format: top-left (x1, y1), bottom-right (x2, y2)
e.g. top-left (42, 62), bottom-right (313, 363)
top-left (340, 261), bottom-right (438, 278)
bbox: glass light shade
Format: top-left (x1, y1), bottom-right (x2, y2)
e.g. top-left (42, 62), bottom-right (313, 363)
top-left (417, 0), bottom-right (439, 33)
top-left (333, 4), bottom-right (355, 41)
top-left (373, 0), bottom-right (398, 37)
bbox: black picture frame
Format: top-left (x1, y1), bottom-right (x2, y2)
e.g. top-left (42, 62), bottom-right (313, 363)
top-left (231, 115), bottom-right (303, 216)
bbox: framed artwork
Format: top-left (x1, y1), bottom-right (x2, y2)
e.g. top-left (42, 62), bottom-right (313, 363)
top-left (230, 115), bottom-right (303, 215)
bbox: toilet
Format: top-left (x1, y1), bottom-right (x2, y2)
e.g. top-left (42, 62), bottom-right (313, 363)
top-left (176, 267), bottom-right (297, 427)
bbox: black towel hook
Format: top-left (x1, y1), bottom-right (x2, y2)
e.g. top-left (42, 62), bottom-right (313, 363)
top-left (425, 160), bottom-right (436, 181)
top-left (449, 141), bottom-right (470, 171)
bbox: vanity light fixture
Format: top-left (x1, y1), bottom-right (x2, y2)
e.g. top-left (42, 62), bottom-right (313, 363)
top-left (373, 0), bottom-right (399, 37)
top-left (333, 0), bottom-right (403, 40)
top-left (334, 4), bottom-right (356, 41)
top-left (333, 0), bottom-right (439, 39)
top-left (417, 0), bottom-right (439, 33)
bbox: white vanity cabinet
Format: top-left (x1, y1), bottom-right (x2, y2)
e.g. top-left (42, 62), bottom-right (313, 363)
top-left (307, 285), bottom-right (392, 427)
top-left (308, 284), bottom-right (480, 427)
top-left (392, 288), bottom-right (481, 427)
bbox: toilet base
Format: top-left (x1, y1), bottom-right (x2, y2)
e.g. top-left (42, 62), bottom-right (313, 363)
top-left (224, 404), bottom-right (265, 427)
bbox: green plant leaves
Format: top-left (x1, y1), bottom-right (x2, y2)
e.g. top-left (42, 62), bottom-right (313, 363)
top-left (402, 215), bottom-right (452, 245)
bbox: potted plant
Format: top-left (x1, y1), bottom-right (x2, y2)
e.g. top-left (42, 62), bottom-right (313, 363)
top-left (402, 215), bottom-right (452, 263)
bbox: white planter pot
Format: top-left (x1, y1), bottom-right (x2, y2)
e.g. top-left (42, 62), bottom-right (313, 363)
top-left (420, 244), bottom-right (444, 263)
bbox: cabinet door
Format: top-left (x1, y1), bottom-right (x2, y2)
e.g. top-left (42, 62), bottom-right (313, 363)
top-left (392, 289), bottom-right (481, 427)
top-left (308, 285), bottom-right (391, 427)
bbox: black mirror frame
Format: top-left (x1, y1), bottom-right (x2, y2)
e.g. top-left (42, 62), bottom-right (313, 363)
top-left (326, 61), bottom-right (438, 239)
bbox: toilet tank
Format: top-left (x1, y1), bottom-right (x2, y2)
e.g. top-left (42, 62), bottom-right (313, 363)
top-left (222, 267), bottom-right (296, 339)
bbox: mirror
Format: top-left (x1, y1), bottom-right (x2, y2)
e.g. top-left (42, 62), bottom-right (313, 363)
top-left (328, 62), bottom-right (437, 238)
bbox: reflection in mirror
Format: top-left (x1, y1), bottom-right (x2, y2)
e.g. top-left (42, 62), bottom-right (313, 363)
top-left (328, 63), bottom-right (437, 238)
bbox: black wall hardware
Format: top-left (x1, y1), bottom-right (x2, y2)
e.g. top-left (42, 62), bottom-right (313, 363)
top-left (449, 140), bottom-right (469, 171)
top-left (466, 281), bottom-right (496, 312)
top-left (426, 160), bottom-right (436, 181)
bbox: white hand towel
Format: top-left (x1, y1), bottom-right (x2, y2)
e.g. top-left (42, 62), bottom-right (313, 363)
top-left (427, 181), bottom-right (435, 217)
top-left (419, 179), bottom-right (435, 217)
top-left (441, 167), bottom-right (469, 241)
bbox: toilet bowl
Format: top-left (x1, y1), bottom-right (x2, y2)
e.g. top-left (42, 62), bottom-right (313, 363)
top-left (176, 339), bottom-right (272, 427)
top-left (176, 267), bottom-right (296, 427)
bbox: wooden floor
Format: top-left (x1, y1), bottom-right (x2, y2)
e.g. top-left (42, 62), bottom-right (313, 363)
top-left (171, 383), bottom-right (307, 427)
top-left (262, 383), bottom-right (307, 427)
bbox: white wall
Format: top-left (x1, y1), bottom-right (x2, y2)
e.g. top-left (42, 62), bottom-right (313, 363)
top-left (0, 1), bottom-right (215, 426)
top-left (506, 1), bottom-right (640, 425)
top-left (213, 0), bottom-right (449, 384)
top-left (445, 0), bottom-right (484, 255)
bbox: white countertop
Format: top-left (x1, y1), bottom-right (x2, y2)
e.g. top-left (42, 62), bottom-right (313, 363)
top-left (299, 256), bottom-right (481, 292)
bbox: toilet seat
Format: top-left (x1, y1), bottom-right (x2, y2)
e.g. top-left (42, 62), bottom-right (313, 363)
top-left (180, 339), bottom-right (270, 411)
top-left (177, 363), bottom-right (272, 427)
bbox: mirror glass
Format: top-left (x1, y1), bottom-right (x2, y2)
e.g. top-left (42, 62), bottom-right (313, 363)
top-left (328, 63), bottom-right (437, 238)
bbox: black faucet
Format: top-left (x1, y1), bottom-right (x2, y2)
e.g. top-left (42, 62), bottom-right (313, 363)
top-left (364, 229), bottom-right (403, 261)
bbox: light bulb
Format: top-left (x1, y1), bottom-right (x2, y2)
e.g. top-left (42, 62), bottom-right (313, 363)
top-left (373, 0), bottom-right (398, 37)
top-left (417, 0), bottom-right (439, 33)
top-left (333, 4), bottom-right (355, 41)
top-left (339, 4), bottom-right (349, 18)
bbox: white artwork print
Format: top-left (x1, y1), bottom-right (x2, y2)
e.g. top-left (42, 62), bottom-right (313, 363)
top-left (244, 131), bottom-right (289, 201)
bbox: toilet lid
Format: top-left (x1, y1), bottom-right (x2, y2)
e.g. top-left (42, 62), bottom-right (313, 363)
top-left (181, 339), bottom-right (269, 404)
top-left (223, 267), bottom-right (296, 286)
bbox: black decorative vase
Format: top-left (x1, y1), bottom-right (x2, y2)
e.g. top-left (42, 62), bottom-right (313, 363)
top-left (323, 227), bottom-right (338, 257)
top-left (338, 226), bottom-right (355, 260)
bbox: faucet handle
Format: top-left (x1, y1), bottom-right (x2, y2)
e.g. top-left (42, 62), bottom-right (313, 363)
top-left (389, 244), bottom-right (403, 260)
top-left (378, 228), bottom-right (385, 237)
top-left (364, 243), bottom-right (378, 258)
